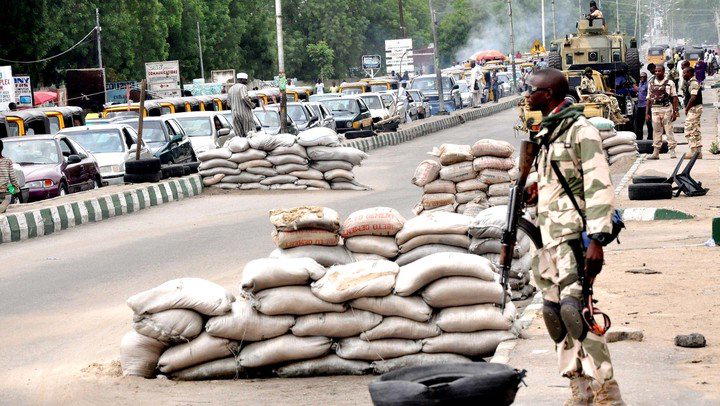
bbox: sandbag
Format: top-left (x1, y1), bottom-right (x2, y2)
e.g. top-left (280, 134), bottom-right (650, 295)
top-left (423, 179), bottom-right (456, 194)
top-left (238, 159), bottom-right (273, 171)
top-left (479, 169), bottom-right (511, 185)
top-left (412, 160), bottom-right (441, 187)
top-left (360, 317), bottom-right (441, 341)
top-left (608, 151), bottom-right (637, 164)
top-left (127, 278), bottom-right (235, 316)
top-left (421, 193), bottom-right (456, 209)
top-left (270, 206), bottom-right (340, 232)
top-left (341, 207), bottom-right (406, 238)
top-left (204, 299), bottom-right (295, 341)
top-left (157, 332), bottom-right (238, 373)
top-left (292, 310), bottom-right (382, 337)
top-left (133, 309), bottom-right (203, 344)
top-left (203, 173), bottom-right (225, 186)
top-left (244, 166), bottom-right (277, 177)
top-left (335, 338), bottom-right (422, 361)
top-left (395, 252), bottom-right (496, 296)
top-left (455, 178), bottom-right (488, 193)
top-left (311, 260), bottom-right (400, 303)
top-left (394, 244), bottom-right (468, 267)
top-left (350, 295), bottom-right (432, 322)
top-left (253, 285), bottom-right (345, 315)
top-left (435, 303), bottom-right (516, 333)
top-left (599, 129), bottom-right (616, 140)
top-left (607, 143), bottom-right (637, 156)
top-left (120, 331), bottom-right (166, 378)
top-left (297, 127), bottom-right (341, 147)
top-left (198, 159), bottom-right (237, 171)
top-left (345, 235), bottom-right (399, 258)
top-left (439, 161), bottom-right (476, 182)
top-left (353, 253), bottom-right (388, 261)
top-left (226, 136), bottom-right (251, 153)
top-left (259, 175), bottom-right (298, 185)
top-left (222, 173), bottom-right (266, 183)
top-left (395, 212), bottom-right (472, 245)
top-left (310, 160), bottom-right (354, 172)
top-left (371, 353), bottom-right (472, 375)
top-left (290, 168), bottom-right (324, 180)
top-left (471, 139), bottom-right (515, 158)
top-left (331, 181), bottom-right (370, 191)
top-left (275, 163), bottom-right (310, 175)
top-left (602, 131), bottom-right (636, 148)
top-left (239, 335), bottom-right (332, 368)
top-left (269, 143), bottom-right (307, 157)
top-left (488, 196), bottom-right (510, 206)
top-left (463, 201), bottom-right (490, 218)
top-left (422, 330), bottom-right (516, 356)
top-left (324, 168), bottom-right (355, 181)
top-left (488, 182), bottom-right (511, 197)
top-left (269, 245), bottom-right (355, 267)
top-left (239, 182), bottom-right (268, 190)
top-left (248, 133), bottom-right (296, 151)
top-left (241, 257), bottom-right (326, 292)
top-left (468, 205), bottom-right (507, 239)
top-left (228, 149), bottom-right (267, 164)
top-left (271, 229), bottom-right (339, 249)
top-left (266, 154), bottom-right (308, 166)
top-left (438, 144), bottom-right (473, 165)
top-left (198, 147), bottom-right (232, 161)
top-left (422, 276), bottom-right (504, 308)
top-left (399, 233), bottom-right (470, 254)
top-left (297, 179), bottom-right (331, 189)
top-left (170, 357), bottom-right (246, 380)
top-left (469, 238), bottom-right (505, 255)
top-left (307, 146), bottom-right (367, 165)
top-left (275, 354), bottom-right (371, 377)
top-left (424, 204), bottom-right (458, 214)
top-left (472, 156), bottom-right (515, 172)
top-left (588, 117), bottom-right (615, 131)
top-left (456, 190), bottom-right (487, 204)
top-left (211, 182), bottom-right (238, 190)
top-left (199, 167), bottom-right (241, 177)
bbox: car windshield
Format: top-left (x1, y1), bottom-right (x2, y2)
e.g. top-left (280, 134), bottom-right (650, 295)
top-left (410, 77), bottom-right (453, 92)
top-left (174, 117), bottom-right (212, 137)
top-left (322, 99), bottom-right (359, 115)
top-left (254, 110), bottom-right (281, 127)
top-left (360, 96), bottom-right (383, 109)
top-left (341, 88), bottom-right (362, 95)
top-left (370, 84), bottom-right (388, 92)
top-left (65, 130), bottom-right (124, 153)
top-left (287, 105), bottom-right (307, 123)
top-left (649, 49), bottom-right (663, 56)
top-left (105, 110), bottom-right (139, 119)
top-left (85, 119), bottom-right (112, 126)
top-left (121, 121), bottom-right (166, 143)
top-left (3, 139), bottom-right (59, 165)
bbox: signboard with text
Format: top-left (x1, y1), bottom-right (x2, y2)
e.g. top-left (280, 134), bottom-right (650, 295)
top-left (384, 38), bottom-right (414, 74)
top-left (211, 69), bottom-right (236, 85)
top-left (362, 55), bottom-right (382, 70)
top-left (0, 66), bottom-right (16, 110)
top-left (13, 75), bottom-right (32, 107)
top-left (145, 60), bottom-right (181, 98)
top-left (106, 81), bottom-right (138, 104)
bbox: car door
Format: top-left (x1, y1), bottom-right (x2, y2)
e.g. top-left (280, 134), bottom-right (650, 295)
top-left (215, 114), bottom-right (233, 147)
top-left (69, 139), bottom-right (99, 189)
top-left (167, 119), bottom-right (194, 162)
top-left (163, 119), bottom-right (183, 164)
top-left (57, 137), bottom-right (85, 192)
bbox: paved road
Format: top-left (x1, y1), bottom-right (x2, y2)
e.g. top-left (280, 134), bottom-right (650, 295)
top-left (0, 107), bottom-right (525, 403)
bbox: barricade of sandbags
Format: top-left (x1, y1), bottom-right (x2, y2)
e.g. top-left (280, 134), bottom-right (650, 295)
top-left (341, 207), bottom-right (406, 260)
top-left (588, 118), bottom-right (638, 165)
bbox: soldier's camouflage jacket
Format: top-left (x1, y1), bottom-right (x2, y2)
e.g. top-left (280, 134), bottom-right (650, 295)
top-left (532, 109), bottom-right (615, 248)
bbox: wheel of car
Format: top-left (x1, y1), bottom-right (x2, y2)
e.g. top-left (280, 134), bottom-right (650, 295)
top-left (125, 157), bottom-right (162, 175)
top-left (628, 183), bottom-right (673, 200)
top-left (93, 177), bottom-right (102, 189)
top-left (59, 181), bottom-right (68, 196)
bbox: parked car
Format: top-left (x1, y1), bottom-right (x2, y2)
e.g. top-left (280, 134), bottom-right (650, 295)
top-left (59, 124), bottom-right (140, 185)
top-left (251, 108), bottom-right (299, 135)
top-left (409, 74), bottom-right (463, 115)
top-left (219, 111), bottom-right (263, 135)
top-left (309, 93), bottom-right (341, 102)
top-left (117, 117), bottom-right (196, 166)
top-left (406, 90), bottom-right (431, 119)
top-left (2, 135), bottom-right (102, 201)
top-left (285, 102), bottom-right (321, 131)
top-left (319, 96), bottom-right (373, 133)
top-left (11, 163), bottom-right (30, 203)
top-left (165, 112), bottom-right (236, 154)
top-left (305, 102), bottom-right (336, 131)
top-left (359, 93), bottom-right (391, 124)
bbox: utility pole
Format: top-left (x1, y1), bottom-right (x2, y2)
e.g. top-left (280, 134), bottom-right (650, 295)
top-left (578, 0), bottom-right (582, 17)
top-left (541, 0), bottom-right (546, 48)
top-left (634, 0), bottom-right (639, 38)
top-left (552, 0), bottom-right (557, 40)
top-left (615, 0), bottom-right (620, 33)
top-left (95, 8), bottom-right (106, 103)
top-left (429, 0), bottom-right (446, 115)
top-left (135, 80), bottom-right (146, 161)
top-left (196, 21), bottom-right (205, 81)
top-left (715, 10), bottom-right (720, 44)
top-left (398, 0), bottom-right (407, 38)
top-left (507, 0), bottom-right (518, 93)
top-left (275, 0), bottom-right (288, 133)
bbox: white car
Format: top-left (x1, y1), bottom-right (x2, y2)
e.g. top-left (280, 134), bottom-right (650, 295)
top-left (457, 81), bottom-right (473, 107)
top-left (165, 112), bottom-right (234, 155)
top-left (359, 93), bottom-right (392, 125)
top-left (58, 124), bottom-right (140, 185)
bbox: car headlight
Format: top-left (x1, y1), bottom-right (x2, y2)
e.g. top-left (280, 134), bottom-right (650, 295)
top-left (100, 164), bottom-right (124, 175)
top-left (26, 179), bottom-right (54, 188)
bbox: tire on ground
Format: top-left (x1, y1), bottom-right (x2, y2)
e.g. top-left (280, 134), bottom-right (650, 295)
top-left (125, 157), bottom-right (162, 175)
top-left (161, 164), bottom-right (186, 179)
top-left (628, 183), bottom-right (673, 200)
top-left (635, 140), bottom-right (668, 154)
top-left (631, 175), bottom-right (667, 184)
top-left (124, 172), bottom-right (162, 184)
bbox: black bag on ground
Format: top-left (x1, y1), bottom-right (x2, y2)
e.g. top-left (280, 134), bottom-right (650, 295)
top-left (369, 362), bottom-right (526, 406)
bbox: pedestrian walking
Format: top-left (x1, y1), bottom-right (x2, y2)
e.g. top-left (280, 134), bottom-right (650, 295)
top-left (682, 66), bottom-right (703, 159)
top-left (491, 71), bottom-right (499, 103)
top-left (227, 72), bottom-right (256, 137)
top-left (524, 68), bottom-right (625, 405)
top-left (315, 79), bottom-right (324, 94)
top-left (468, 60), bottom-right (482, 107)
top-left (634, 72), bottom-right (653, 140)
top-left (0, 139), bottom-right (19, 214)
top-left (483, 70), bottom-right (492, 103)
top-left (695, 59), bottom-right (707, 84)
top-left (646, 65), bottom-right (679, 159)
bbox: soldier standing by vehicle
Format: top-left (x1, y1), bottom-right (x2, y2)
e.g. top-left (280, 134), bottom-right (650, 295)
top-left (228, 72), bottom-right (256, 137)
top-left (645, 65), bottom-right (679, 159)
top-left (682, 66), bottom-right (703, 159)
top-left (588, 1), bottom-right (603, 22)
top-left (525, 68), bottom-right (624, 405)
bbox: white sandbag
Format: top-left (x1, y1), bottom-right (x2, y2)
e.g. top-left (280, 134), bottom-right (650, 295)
top-left (422, 193), bottom-right (456, 209)
top-left (226, 136), bottom-right (251, 153)
top-left (353, 253), bottom-right (388, 261)
top-left (292, 310), bottom-right (382, 337)
top-left (245, 166), bottom-right (277, 177)
top-left (345, 235), bottom-right (399, 258)
top-left (608, 151), bottom-right (638, 164)
top-left (423, 179), bottom-right (456, 194)
top-left (269, 245), bottom-right (355, 267)
top-left (471, 139), bottom-right (515, 158)
top-left (307, 146), bottom-right (368, 165)
top-left (371, 353), bottom-right (472, 375)
top-left (290, 168), bottom-right (324, 180)
top-left (269, 143), bottom-right (307, 157)
top-left (488, 182), bottom-right (512, 197)
top-left (239, 182), bottom-right (268, 190)
top-left (266, 154), bottom-right (308, 166)
top-left (211, 182), bottom-right (238, 190)
top-left (424, 204), bottom-right (458, 214)
top-left (463, 201), bottom-right (490, 218)
top-left (456, 190), bottom-right (487, 204)
top-left (275, 163), bottom-right (310, 175)
top-left (223, 173), bottom-right (266, 183)
top-left (253, 286), bottom-right (345, 315)
top-left (310, 160), bottom-right (354, 172)
top-left (198, 147), bottom-right (232, 162)
top-left (297, 127), bottom-right (341, 147)
top-left (311, 260), bottom-right (399, 303)
top-left (239, 335), bottom-right (332, 368)
top-left (469, 238), bottom-right (504, 255)
top-left (157, 332), bottom-right (238, 373)
top-left (324, 168), bottom-right (355, 181)
top-left (120, 331), bottom-right (166, 378)
top-left (270, 206), bottom-right (340, 232)
top-left (602, 131), bottom-right (635, 148)
top-left (170, 357), bottom-right (245, 381)
top-left (395, 252), bottom-right (496, 296)
top-left (607, 143), bottom-right (637, 156)
top-left (297, 179), bottom-right (331, 189)
top-left (331, 181), bottom-right (370, 191)
top-left (203, 173), bottom-right (225, 186)
top-left (438, 144), bottom-right (473, 165)
top-left (133, 309), bottom-right (203, 344)
top-left (439, 161), bottom-right (477, 182)
top-left (260, 175), bottom-right (298, 185)
top-left (238, 159), bottom-right (273, 171)
top-left (272, 228), bottom-right (339, 249)
top-left (394, 244), bottom-right (468, 267)
top-left (488, 196), bottom-right (510, 206)
top-left (270, 184), bottom-right (306, 190)
top-left (199, 167), bottom-right (242, 177)
top-left (599, 129), bottom-right (616, 140)
top-left (335, 338), bottom-right (421, 361)
top-left (241, 257), bottom-right (325, 292)
top-left (275, 354), bottom-right (371, 377)
top-left (479, 169), bottom-right (511, 185)
top-left (205, 299), bottom-right (294, 341)
top-left (360, 317), bottom-right (441, 340)
top-left (228, 149), bottom-right (267, 164)
top-left (435, 303), bottom-right (516, 333)
top-left (422, 276), bottom-right (504, 308)
top-left (468, 205), bottom-right (507, 238)
top-left (395, 212), bottom-right (472, 245)
top-left (422, 330), bottom-right (515, 356)
top-left (350, 295), bottom-right (432, 322)
top-left (248, 133), bottom-right (296, 151)
top-left (399, 233), bottom-right (470, 254)
top-left (341, 207), bottom-right (406, 238)
top-left (472, 156), bottom-right (515, 172)
top-left (127, 278), bottom-right (234, 316)
top-left (588, 117), bottom-right (615, 131)
top-left (455, 178), bottom-right (488, 193)
top-left (412, 160), bottom-right (441, 187)
top-left (198, 159), bottom-right (237, 171)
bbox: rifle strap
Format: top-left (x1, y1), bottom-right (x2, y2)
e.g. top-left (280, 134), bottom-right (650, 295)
top-left (550, 160), bottom-right (587, 231)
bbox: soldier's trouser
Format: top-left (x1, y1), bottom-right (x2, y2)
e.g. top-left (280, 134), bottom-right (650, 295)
top-left (684, 105), bottom-right (703, 149)
top-left (651, 106), bottom-right (677, 149)
top-left (532, 240), bottom-right (615, 384)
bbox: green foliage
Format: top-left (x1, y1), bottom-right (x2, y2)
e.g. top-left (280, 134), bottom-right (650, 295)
top-left (306, 41), bottom-right (335, 81)
top-left (709, 141), bottom-right (720, 155)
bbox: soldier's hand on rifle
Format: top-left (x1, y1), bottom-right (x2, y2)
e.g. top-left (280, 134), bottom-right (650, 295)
top-left (523, 183), bottom-right (538, 206)
top-left (585, 239), bottom-right (604, 276)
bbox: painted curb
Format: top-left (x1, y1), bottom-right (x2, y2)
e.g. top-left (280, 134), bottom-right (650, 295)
top-left (0, 175), bottom-right (203, 244)
top-left (343, 96), bottom-right (521, 152)
top-left (619, 207), bottom-right (694, 221)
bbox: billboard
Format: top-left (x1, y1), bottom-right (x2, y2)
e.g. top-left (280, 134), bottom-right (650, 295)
top-left (0, 66), bottom-right (15, 110)
top-left (145, 60), bottom-right (181, 98)
top-left (385, 38), bottom-right (414, 74)
top-left (211, 69), bottom-right (236, 85)
top-left (106, 81), bottom-right (138, 104)
top-left (14, 76), bottom-right (32, 107)
top-left (362, 55), bottom-right (382, 70)
top-left (66, 68), bottom-right (106, 111)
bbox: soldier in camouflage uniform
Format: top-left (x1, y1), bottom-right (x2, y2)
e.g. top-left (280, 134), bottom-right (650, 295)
top-left (525, 68), bottom-right (625, 405)
top-left (682, 66), bottom-right (703, 159)
top-left (577, 68), bottom-right (628, 125)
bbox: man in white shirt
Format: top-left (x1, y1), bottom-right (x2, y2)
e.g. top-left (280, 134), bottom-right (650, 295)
top-left (468, 60), bottom-right (482, 107)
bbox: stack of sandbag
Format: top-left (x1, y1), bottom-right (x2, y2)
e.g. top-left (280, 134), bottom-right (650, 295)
top-left (340, 207), bottom-right (406, 261)
top-left (468, 206), bottom-right (536, 301)
top-left (588, 117), bottom-right (637, 165)
top-left (411, 140), bottom-right (517, 217)
top-left (394, 211), bottom-right (473, 266)
top-left (302, 128), bottom-right (369, 191)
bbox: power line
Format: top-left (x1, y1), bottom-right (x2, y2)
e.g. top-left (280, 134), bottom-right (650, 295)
top-left (0, 28), bottom-right (97, 64)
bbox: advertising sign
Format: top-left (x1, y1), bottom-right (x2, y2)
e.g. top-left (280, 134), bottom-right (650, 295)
top-left (145, 60), bottom-right (181, 98)
top-left (66, 68), bottom-right (106, 111)
top-left (362, 55), bottom-right (382, 70)
top-left (0, 66), bottom-right (16, 110)
top-left (211, 69), bottom-right (236, 85)
top-left (384, 38), bottom-right (414, 74)
top-left (106, 81), bottom-right (138, 104)
top-left (13, 76), bottom-right (32, 107)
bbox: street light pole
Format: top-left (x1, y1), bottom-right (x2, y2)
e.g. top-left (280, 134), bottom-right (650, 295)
top-left (196, 21), bottom-right (205, 81)
top-left (615, 0), bottom-right (620, 32)
top-left (95, 8), bottom-right (103, 70)
top-left (275, 0), bottom-right (288, 133)
top-left (541, 0), bottom-right (546, 48)
top-left (507, 0), bottom-right (518, 93)
top-left (552, 0), bottom-right (557, 40)
top-left (429, 0), bottom-right (446, 115)
top-left (398, 0), bottom-right (407, 38)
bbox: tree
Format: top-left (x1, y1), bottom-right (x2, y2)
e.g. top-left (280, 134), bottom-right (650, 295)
top-left (306, 41), bottom-right (335, 81)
